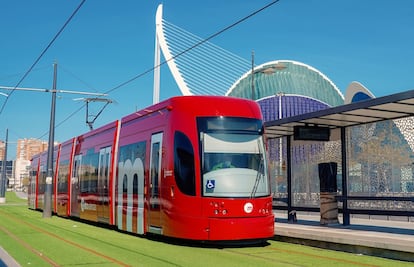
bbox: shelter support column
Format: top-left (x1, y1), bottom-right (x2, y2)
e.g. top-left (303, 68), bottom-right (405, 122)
top-left (341, 127), bottom-right (350, 226)
top-left (287, 136), bottom-right (295, 222)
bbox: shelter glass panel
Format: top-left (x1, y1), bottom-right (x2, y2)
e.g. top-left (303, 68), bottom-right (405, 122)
top-left (268, 137), bottom-right (288, 206)
top-left (346, 116), bottom-right (414, 211)
top-left (290, 138), bottom-right (342, 208)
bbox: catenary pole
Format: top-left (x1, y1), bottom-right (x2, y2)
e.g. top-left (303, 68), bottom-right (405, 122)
top-left (0, 63), bottom-right (108, 213)
top-left (43, 62), bottom-right (57, 218)
top-left (0, 129), bottom-right (8, 203)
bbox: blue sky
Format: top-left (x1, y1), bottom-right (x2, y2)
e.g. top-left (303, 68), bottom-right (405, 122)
top-left (1, 0), bottom-right (414, 159)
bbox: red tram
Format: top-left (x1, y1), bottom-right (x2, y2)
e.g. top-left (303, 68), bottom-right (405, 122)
top-left (28, 96), bottom-right (274, 242)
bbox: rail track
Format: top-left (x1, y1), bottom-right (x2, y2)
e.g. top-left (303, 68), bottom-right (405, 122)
top-left (0, 202), bottom-right (409, 267)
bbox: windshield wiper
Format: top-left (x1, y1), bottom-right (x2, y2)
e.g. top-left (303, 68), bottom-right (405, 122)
top-left (251, 139), bottom-right (264, 198)
top-left (250, 160), bottom-right (263, 198)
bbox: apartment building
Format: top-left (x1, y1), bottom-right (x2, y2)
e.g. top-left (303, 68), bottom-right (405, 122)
top-left (12, 139), bottom-right (48, 189)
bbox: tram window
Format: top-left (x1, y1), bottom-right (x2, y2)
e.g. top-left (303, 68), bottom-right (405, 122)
top-left (133, 174), bottom-right (138, 195)
top-left (123, 175), bottom-right (127, 193)
top-left (174, 131), bottom-right (196, 196)
top-left (58, 160), bottom-right (69, 193)
top-left (151, 143), bottom-right (160, 197)
top-left (80, 152), bottom-right (99, 194)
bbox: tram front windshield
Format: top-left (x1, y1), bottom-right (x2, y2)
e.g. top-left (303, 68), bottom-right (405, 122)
top-left (198, 117), bottom-right (270, 198)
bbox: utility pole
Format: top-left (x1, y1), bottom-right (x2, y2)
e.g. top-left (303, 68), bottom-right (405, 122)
top-left (0, 129), bottom-right (8, 204)
top-left (0, 64), bottom-right (109, 216)
top-left (251, 50), bottom-right (255, 100)
top-left (43, 62), bottom-right (57, 218)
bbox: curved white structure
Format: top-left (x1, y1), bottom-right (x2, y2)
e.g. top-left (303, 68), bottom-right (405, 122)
top-left (344, 81), bottom-right (375, 104)
top-left (155, 4), bottom-right (191, 99)
top-left (344, 81), bottom-right (414, 152)
top-left (153, 4), bottom-right (251, 102)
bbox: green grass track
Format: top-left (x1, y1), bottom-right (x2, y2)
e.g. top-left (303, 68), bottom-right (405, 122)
top-left (0, 192), bottom-right (411, 267)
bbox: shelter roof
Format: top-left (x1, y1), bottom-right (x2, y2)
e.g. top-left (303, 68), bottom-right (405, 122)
top-left (264, 89), bottom-right (414, 139)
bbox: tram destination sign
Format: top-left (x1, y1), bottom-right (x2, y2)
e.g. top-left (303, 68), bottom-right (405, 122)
top-left (293, 125), bottom-right (330, 141)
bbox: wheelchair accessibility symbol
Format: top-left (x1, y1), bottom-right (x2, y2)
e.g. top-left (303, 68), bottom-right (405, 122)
top-left (206, 179), bottom-right (215, 189)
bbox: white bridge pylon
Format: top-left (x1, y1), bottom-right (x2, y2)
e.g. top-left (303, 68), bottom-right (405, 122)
top-left (153, 4), bottom-right (252, 104)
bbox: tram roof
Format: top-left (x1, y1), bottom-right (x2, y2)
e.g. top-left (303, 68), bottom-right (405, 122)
top-left (264, 89), bottom-right (414, 139)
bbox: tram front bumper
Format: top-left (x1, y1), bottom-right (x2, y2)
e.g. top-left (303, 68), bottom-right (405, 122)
top-left (207, 215), bottom-right (274, 241)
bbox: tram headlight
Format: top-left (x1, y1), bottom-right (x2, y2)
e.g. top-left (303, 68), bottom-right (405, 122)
top-left (211, 201), bottom-right (227, 216)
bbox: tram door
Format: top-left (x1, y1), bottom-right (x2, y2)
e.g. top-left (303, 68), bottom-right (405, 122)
top-left (148, 133), bottom-right (163, 233)
top-left (71, 155), bottom-right (81, 217)
top-left (98, 147), bottom-right (111, 223)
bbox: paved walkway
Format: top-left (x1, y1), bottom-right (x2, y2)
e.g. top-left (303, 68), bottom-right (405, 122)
top-left (274, 211), bottom-right (414, 262)
top-left (14, 191), bottom-right (27, 200)
top-left (0, 246), bottom-right (20, 267)
top-left (0, 192), bottom-right (24, 267)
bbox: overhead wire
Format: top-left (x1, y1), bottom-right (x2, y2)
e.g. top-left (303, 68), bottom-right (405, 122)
top-left (59, 64), bottom-right (99, 93)
top-left (36, 0), bottom-right (279, 140)
top-left (104, 0), bottom-right (280, 95)
top-left (163, 19), bottom-right (252, 95)
top-left (0, 65), bottom-right (51, 82)
top-left (37, 104), bottom-right (86, 140)
top-left (0, 0), bottom-right (87, 115)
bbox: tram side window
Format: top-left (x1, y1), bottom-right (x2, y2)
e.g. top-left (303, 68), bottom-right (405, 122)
top-left (123, 175), bottom-right (127, 194)
top-left (133, 174), bottom-right (138, 195)
top-left (39, 168), bottom-right (46, 194)
top-left (80, 151), bottom-right (98, 194)
top-left (174, 131), bottom-right (195, 196)
top-left (58, 160), bottom-right (69, 193)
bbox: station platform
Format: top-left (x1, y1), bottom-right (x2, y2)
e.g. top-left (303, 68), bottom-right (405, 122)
top-left (273, 211), bottom-right (414, 262)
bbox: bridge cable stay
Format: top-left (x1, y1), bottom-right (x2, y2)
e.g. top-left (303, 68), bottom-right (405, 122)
top-left (154, 4), bottom-right (261, 101)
